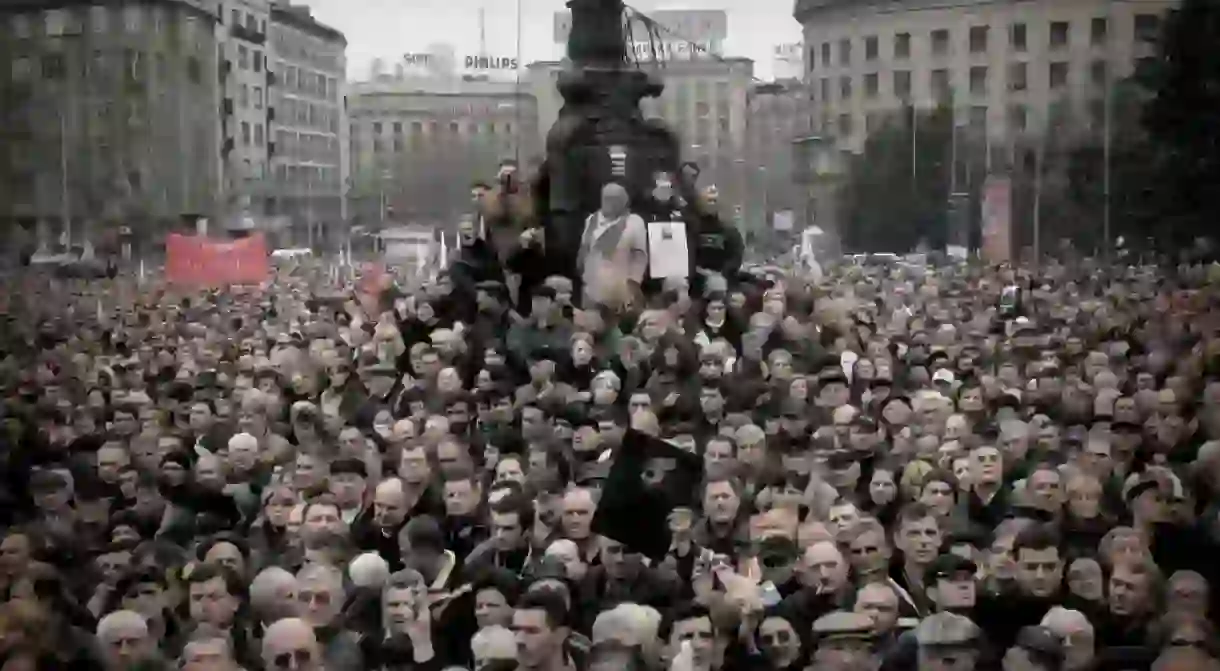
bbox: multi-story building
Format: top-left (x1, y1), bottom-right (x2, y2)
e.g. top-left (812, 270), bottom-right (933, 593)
top-left (0, 0), bottom-right (224, 246)
top-left (347, 74), bottom-right (539, 228)
top-left (744, 79), bottom-right (809, 233)
top-left (268, 1), bottom-right (346, 246)
top-left (794, 0), bottom-right (1176, 152)
top-left (218, 0), bottom-right (271, 219)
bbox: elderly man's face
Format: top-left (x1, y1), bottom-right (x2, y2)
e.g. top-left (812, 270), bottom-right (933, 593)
top-left (100, 618), bottom-right (152, 669)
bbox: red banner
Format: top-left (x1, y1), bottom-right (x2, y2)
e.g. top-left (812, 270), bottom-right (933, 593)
top-left (981, 176), bottom-right (1013, 264)
top-left (166, 233), bottom-right (269, 285)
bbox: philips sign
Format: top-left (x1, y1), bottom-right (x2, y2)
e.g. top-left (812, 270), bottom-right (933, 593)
top-left (465, 55), bottom-right (519, 70)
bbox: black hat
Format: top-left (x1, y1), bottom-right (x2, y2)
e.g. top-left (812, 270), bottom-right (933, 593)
top-left (362, 361), bottom-right (398, 378)
top-left (591, 429), bottom-right (703, 560)
top-left (924, 553), bottom-right (978, 585)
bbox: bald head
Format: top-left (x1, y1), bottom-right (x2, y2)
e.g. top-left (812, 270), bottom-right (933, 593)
top-left (261, 618), bottom-right (320, 667)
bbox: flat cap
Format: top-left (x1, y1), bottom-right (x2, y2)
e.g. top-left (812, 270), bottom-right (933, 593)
top-left (812, 611), bottom-right (876, 642)
top-left (924, 553), bottom-right (978, 585)
top-left (915, 613), bottom-right (980, 648)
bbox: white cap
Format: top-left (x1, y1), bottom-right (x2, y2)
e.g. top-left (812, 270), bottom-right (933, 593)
top-left (932, 369), bottom-right (956, 385)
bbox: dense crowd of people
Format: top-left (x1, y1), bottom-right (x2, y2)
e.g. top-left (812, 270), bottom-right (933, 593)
top-left (1, 181), bottom-right (1220, 671)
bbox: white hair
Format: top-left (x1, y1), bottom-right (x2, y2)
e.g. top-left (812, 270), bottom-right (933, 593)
top-left (472, 625), bottom-right (516, 659)
top-left (1041, 607), bottom-right (1093, 636)
top-left (249, 567), bottom-right (297, 614)
top-left (228, 432), bottom-right (259, 453)
top-left (545, 539), bottom-right (580, 558)
top-left (261, 618), bottom-right (316, 657)
top-left (375, 477), bottom-right (405, 497)
top-left (97, 610), bottom-right (148, 641)
top-left (349, 552), bottom-right (391, 589)
top-left (591, 603), bottom-right (660, 648)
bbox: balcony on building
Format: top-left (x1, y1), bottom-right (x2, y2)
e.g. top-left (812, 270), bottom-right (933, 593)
top-left (230, 23), bottom-right (266, 45)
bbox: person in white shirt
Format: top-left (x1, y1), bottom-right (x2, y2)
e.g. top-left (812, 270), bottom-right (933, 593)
top-left (579, 182), bottom-right (649, 307)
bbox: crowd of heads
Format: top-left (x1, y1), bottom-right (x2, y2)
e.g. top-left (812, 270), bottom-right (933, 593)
top-left (0, 255), bottom-right (1219, 671)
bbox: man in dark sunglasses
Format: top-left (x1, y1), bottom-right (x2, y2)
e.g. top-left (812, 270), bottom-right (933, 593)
top-left (261, 618), bottom-right (322, 671)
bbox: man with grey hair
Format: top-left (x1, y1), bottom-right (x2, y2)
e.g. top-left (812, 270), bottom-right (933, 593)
top-left (96, 609), bottom-right (156, 670)
top-left (1040, 607), bottom-right (1095, 671)
top-left (261, 618), bottom-right (324, 671)
top-left (349, 551), bottom-right (392, 590)
top-left (295, 563), bottom-right (364, 670)
top-left (249, 566), bottom-right (299, 627)
top-left (181, 629), bottom-right (240, 671)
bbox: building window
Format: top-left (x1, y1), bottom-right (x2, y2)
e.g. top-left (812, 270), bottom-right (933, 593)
top-left (865, 36), bottom-right (878, 61)
top-left (89, 6), bottom-right (108, 32)
top-left (254, 123), bottom-right (264, 146)
top-left (839, 113), bottom-right (853, 136)
top-left (969, 106), bottom-right (988, 132)
top-left (123, 5), bottom-right (141, 32)
top-left (894, 70), bottom-right (911, 98)
top-left (839, 38), bottom-right (851, 65)
top-left (1091, 17), bottom-right (1108, 46)
top-left (41, 53), bottom-right (65, 80)
top-left (1090, 60), bottom-right (1108, 87)
top-left (1009, 104), bottom-right (1027, 131)
top-left (1009, 62), bottom-right (1028, 91)
top-left (231, 8), bottom-right (240, 26)
top-left (821, 42), bottom-right (830, 66)
top-left (1011, 23), bottom-right (1027, 51)
top-left (970, 26), bottom-right (989, 53)
top-left (1049, 61), bottom-right (1069, 89)
top-left (393, 121), bottom-right (402, 134)
top-left (394, 138), bottom-right (403, 152)
top-left (932, 69), bottom-right (951, 99)
top-left (840, 76), bottom-right (852, 100)
top-left (1050, 21), bottom-right (1070, 49)
top-left (372, 122), bottom-right (382, 134)
top-left (411, 121), bottom-right (423, 135)
top-left (969, 66), bottom-right (988, 95)
top-left (894, 32), bottom-right (911, 59)
top-left (449, 121), bottom-right (459, 133)
top-left (238, 45), bottom-right (249, 69)
top-left (253, 50), bottom-right (262, 72)
top-left (931, 29), bottom-right (950, 56)
top-left (808, 45), bottom-right (816, 71)
top-left (186, 56), bottom-right (201, 83)
top-left (240, 83), bottom-right (249, 108)
top-left (819, 78), bottom-right (829, 101)
top-left (1134, 14), bottom-right (1161, 42)
top-left (864, 73), bottom-right (879, 98)
top-left (241, 121), bottom-right (251, 146)
top-left (254, 86), bottom-right (263, 109)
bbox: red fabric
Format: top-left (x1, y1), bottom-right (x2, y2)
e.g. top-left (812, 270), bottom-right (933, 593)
top-left (166, 233), bottom-right (269, 285)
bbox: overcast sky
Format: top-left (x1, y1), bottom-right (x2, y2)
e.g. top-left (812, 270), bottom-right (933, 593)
top-left (301, 0), bottom-right (802, 80)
